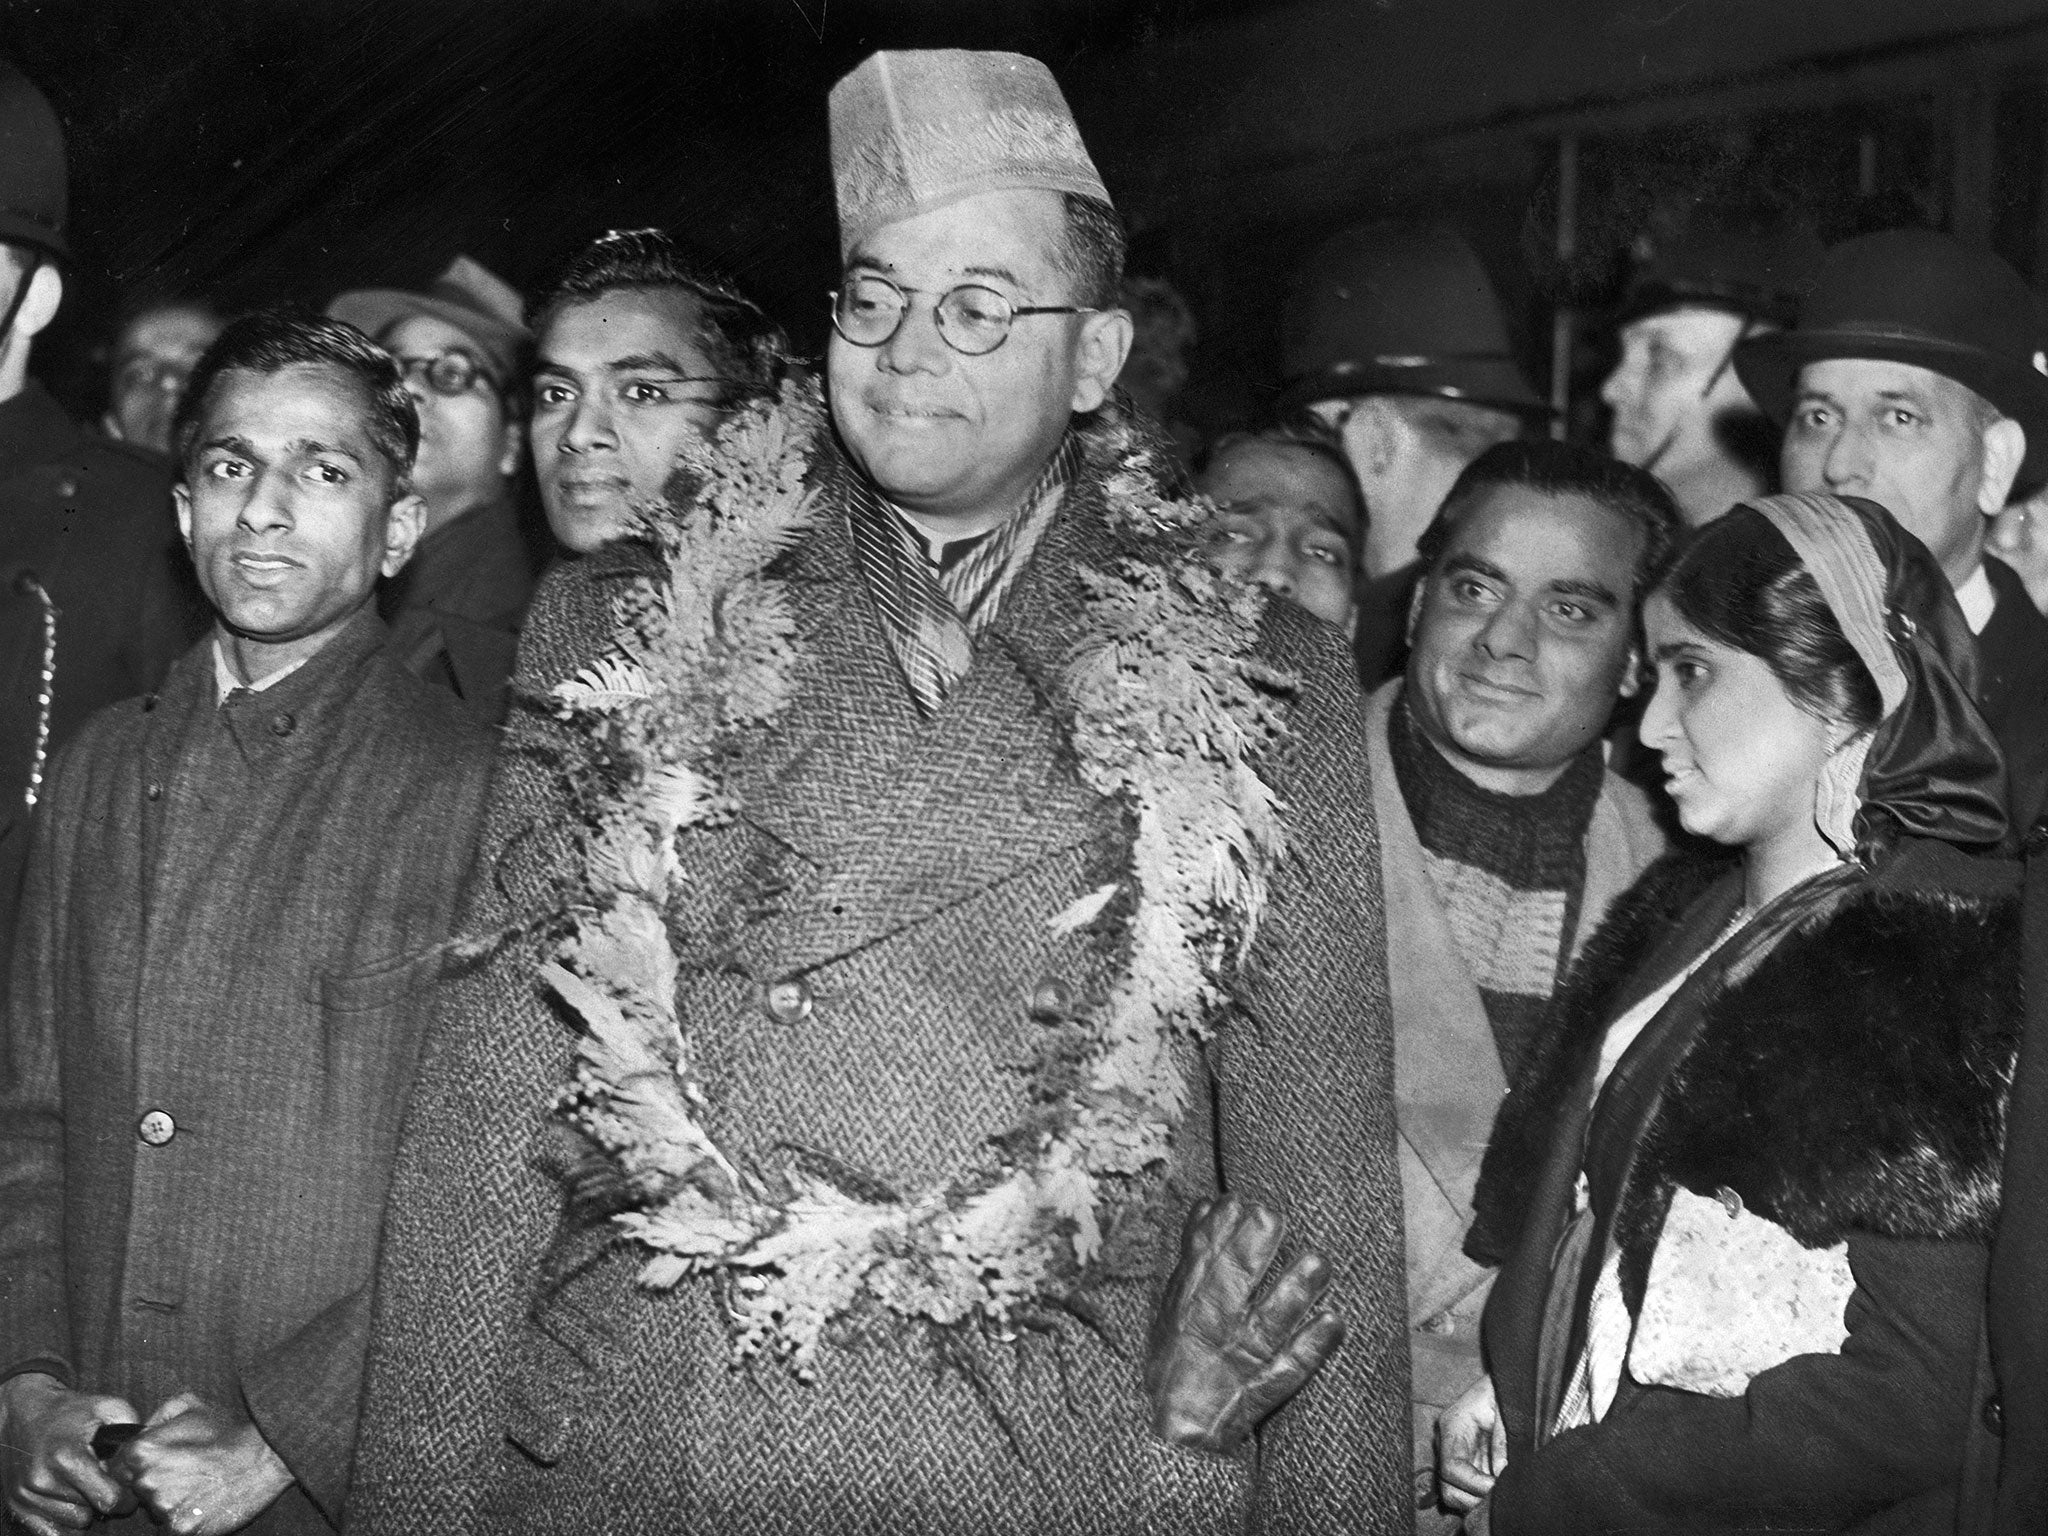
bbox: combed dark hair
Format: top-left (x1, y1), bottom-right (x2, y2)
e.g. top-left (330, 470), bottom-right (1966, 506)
top-left (1417, 439), bottom-right (1682, 602)
top-left (172, 308), bottom-right (419, 482)
top-left (529, 228), bottom-right (787, 399)
top-left (1658, 505), bottom-right (1884, 733)
top-left (1054, 194), bottom-right (1126, 309)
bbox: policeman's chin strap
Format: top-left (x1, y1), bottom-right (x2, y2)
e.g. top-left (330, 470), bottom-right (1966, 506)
top-left (1637, 316), bottom-right (1761, 477)
top-left (0, 248), bottom-right (42, 362)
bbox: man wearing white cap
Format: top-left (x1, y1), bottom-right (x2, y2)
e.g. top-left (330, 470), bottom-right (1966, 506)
top-left (348, 48), bottom-right (1408, 1535)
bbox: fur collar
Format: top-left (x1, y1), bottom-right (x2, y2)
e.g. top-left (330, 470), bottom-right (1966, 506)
top-left (1612, 877), bottom-right (2021, 1302)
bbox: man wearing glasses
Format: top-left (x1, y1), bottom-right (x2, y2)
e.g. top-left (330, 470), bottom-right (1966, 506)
top-left (351, 49), bottom-right (1407, 1536)
top-left (330, 258), bottom-right (538, 722)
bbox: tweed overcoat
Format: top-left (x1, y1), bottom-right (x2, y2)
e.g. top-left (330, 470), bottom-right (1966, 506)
top-left (350, 423), bottom-right (1413, 1535)
top-left (1363, 680), bottom-right (1664, 1510)
top-left (0, 609), bottom-right (493, 1533)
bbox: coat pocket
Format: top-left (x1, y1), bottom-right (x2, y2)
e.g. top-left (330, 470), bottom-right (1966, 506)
top-left (310, 944), bottom-right (449, 1145)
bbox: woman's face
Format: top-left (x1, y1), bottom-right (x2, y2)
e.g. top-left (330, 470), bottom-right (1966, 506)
top-left (1639, 592), bottom-right (1838, 849)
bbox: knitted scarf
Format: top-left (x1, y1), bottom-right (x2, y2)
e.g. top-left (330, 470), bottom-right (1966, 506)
top-left (1389, 687), bottom-right (1606, 1081)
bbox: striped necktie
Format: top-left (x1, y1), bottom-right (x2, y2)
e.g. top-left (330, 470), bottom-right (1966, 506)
top-left (846, 435), bottom-right (1079, 716)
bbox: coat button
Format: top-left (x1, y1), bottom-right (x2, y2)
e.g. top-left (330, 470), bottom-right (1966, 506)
top-left (270, 712), bottom-right (296, 737)
top-left (1985, 1394), bottom-right (2006, 1437)
top-left (762, 978), bottom-right (812, 1025)
top-left (145, 782), bottom-right (163, 802)
top-left (1029, 976), bottom-right (1074, 1019)
top-left (137, 1109), bottom-right (176, 1146)
top-left (140, 695), bottom-right (158, 714)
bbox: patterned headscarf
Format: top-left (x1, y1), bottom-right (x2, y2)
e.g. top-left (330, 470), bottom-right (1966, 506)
top-left (1742, 492), bottom-right (2007, 854)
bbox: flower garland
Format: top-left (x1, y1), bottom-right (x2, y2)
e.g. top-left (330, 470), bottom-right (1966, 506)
top-left (549, 380), bottom-right (1296, 1378)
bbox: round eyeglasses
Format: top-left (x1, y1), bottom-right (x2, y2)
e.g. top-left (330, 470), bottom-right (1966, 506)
top-left (394, 350), bottom-right (502, 399)
top-left (830, 274), bottom-right (1098, 357)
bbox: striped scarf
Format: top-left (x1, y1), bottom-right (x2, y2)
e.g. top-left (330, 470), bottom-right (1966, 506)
top-left (1387, 687), bottom-right (1605, 1082)
top-left (845, 434), bottom-right (1080, 715)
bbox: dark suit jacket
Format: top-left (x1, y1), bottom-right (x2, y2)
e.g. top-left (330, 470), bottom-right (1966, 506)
top-left (1976, 557), bottom-right (2048, 840)
top-left (0, 609), bottom-right (492, 1532)
top-left (1976, 814), bottom-right (2048, 1534)
top-left (350, 425), bottom-right (1413, 1534)
top-left (378, 493), bottom-right (536, 725)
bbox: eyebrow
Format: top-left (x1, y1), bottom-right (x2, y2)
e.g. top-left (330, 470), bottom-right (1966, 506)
top-left (844, 258), bottom-right (1026, 290)
top-left (198, 433), bottom-right (364, 464)
top-left (1443, 553), bottom-right (1619, 607)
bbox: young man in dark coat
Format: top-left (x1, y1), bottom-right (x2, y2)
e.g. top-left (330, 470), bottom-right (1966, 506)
top-left (350, 49), bottom-right (1410, 1535)
top-left (0, 312), bottom-right (493, 1536)
top-left (1735, 228), bottom-right (2048, 840)
top-left (0, 61), bottom-right (204, 964)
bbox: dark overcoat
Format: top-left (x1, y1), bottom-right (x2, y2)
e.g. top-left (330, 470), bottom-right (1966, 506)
top-left (378, 492), bottom-right (536, 725)
top-left (1476, 844), bottom-right (2019, 1534)
top-left (350, 426), bottom-right (1414, 1534)
top-left (0, 381), bottom-right (204, 956)
top-left (0, 609), bottom-right (493, 1533)
top-left (1976, 556), bottom-right (2048, 840)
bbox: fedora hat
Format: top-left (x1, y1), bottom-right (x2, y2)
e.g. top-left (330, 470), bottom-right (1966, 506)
top-left (1279, 220), bottom-right (1549, 419)
top-left (1616, 216), bottom-right (1823, 329)
top-left (328, 255), bottom-right (530, 385)
top-left (1734, 229), bottom-right (2048, 487)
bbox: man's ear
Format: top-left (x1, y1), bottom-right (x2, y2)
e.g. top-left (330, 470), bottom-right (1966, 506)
top-left (1070, 308), bottom-right (1135, 415)
top-left (380, 491), bottom-right (427, 578)
top-left (1344, 397), bottom-right (1401, 480)
top-left (1404, 567), bottom-right (1428, 646)
top-left (1616, 639), bottom-right (1643, 699)
top-left (172, 481), bottom-right (193, 548)
top-left (13, 263), bottom-right (61, 343)
top-left (497, 416), bottom-right (526, 480)
top-left (1980, 417), bottom-right (2027, 516)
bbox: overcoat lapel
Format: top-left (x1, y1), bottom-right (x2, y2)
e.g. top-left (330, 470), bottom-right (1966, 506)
top-left (1366, 681), bottom-right (1506, 1324)
top-left (736, 469), bottom-right (1115, 979)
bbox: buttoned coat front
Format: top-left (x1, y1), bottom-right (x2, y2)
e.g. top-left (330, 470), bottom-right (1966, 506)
top-left (351, 426), bottom-right (1414, 1535)
top-left (0, 612), bottom-right (493, 1533)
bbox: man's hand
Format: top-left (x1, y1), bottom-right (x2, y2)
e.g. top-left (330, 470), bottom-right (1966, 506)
top-left (1436, 1372), bottom-right (1509, 1514)
top-left (109, 1392), bottom-right (293, 1536)
top-left (0, 1370), bottom-right (141, 1535)
top-left (1142, 1193), bottom-right (1346, 1455)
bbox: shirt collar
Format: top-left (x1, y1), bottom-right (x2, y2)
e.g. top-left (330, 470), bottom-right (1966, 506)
top-left (213, 636), bottom-right (312, 704)
top-left (1954, 562), bottom-right (1996, 635)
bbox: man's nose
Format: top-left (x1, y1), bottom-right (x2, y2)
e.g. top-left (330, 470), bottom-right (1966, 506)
top-left (878, 300), bottom-right (951, 376)
top-left (1821, 424), bottom-right (1870, 489)
top-left (1475, 598), bottom-right (1537, 660)
top-left (1249, 547), bottom-right (1298, 599)
top-left (561, 393), bottom-right (615, 453)
top-left (237, 468), bottom-right (295, 532)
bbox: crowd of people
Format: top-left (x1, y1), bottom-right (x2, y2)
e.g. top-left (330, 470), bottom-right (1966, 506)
top-left (0, 35), bottom-right (2045, 1536)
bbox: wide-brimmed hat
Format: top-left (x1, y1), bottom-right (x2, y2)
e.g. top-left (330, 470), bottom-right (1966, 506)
top-left (1279, 220), bottom-right (1549, 419)
top-left (328, 255), bottom-right (530, 384)
top-left (829, 50), bottom-right (1110, 260)
top-left (0, 61), bottom-right (65, 259)
top-left (1734, 229), bottom-right (2048, 488)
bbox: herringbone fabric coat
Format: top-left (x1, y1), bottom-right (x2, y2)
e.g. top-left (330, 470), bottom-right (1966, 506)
top-left (0, 609), bottom-right (494, 1533)
top-left (350, 424), bottom-right (1411, 1534)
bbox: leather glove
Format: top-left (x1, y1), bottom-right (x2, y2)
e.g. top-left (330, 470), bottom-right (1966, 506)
top-left (1143, 1192), bottom-right (1346, 1454)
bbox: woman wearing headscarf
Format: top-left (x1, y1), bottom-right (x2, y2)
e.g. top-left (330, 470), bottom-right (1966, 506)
top-left (1437, 492), bottom-right (2020, 1533)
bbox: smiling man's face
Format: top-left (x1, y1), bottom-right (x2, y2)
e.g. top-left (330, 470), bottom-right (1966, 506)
top-left (174, 362), bottom-right (422, 679)
top-left (1405, 483), bottom-right (1644, 795)
top-left (827, 187), bottom-right (1127, 531)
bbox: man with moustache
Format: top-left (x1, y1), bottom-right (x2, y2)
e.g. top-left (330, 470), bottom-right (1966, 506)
top-left (330, 258), bottom-right (538, 722)
top-left (1362, 440), bottom-right (1672, 1527)
top-left (1735, 228), bottom-right (2048, 835)
top-left (351, 48), bottom-right (1409, 1535)
top-left (0, 312), bottom-right (492, 1536)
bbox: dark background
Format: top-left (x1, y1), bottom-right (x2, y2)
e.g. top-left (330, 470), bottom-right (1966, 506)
top-left (11, 0), bottom-right (2048, 435)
